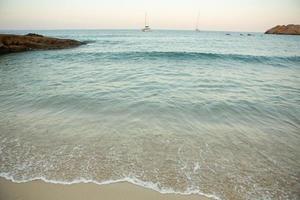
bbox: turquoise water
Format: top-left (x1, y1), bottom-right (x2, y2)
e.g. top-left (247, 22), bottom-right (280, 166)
top-left (0, 30), bottom-right (300, 199)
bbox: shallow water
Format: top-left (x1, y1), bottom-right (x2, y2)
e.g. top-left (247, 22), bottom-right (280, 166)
top-left (0, 30), bottom-right (300, 199)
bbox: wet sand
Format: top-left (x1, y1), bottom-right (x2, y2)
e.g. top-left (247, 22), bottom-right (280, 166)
top-left (0, 178), bottom-right (210, 200)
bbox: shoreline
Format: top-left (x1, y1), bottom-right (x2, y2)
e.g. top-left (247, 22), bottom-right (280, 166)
top-left (0, 177), bottom-right (214, 200)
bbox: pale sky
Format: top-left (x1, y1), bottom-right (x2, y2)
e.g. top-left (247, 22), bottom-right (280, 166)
top-left (0, 0), bottom-right (299, 32)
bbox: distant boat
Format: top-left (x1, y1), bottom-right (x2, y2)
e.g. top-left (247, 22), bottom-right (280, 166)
top-left (142, 13), bottom-right (151, 32)
top-left (195, 11), bottom-right (200, 32)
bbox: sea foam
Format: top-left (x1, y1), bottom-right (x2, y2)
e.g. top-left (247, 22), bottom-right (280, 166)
top-left (0, 173), bottom-right (221, 200)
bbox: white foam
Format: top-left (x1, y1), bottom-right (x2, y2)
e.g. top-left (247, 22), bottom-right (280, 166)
top-left (193, 162), bottom-right (200, 173)
top-left (0, 172), bottom-right (221, 200)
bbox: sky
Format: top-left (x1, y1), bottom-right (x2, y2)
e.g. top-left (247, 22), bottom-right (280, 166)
top-left (0, 0), bottom-right (299, 32)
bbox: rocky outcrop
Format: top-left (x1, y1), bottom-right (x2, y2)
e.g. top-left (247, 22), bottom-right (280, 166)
top-left (0, 33), bottom-right (85, 55)
top-left (265, 24), bottom-right (300, 35)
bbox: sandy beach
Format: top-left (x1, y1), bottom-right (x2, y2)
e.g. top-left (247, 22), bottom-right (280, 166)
top-left (1, 0), bottom-right (300, 199)
top-left (0, 178), bottom-right (211, 200)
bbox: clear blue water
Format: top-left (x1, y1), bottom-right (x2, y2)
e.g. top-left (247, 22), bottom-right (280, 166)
top-left (0, 30), bottom-right (300, 199)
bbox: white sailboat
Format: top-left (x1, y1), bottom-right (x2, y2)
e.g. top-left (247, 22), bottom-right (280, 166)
top-left (142, 12), bottom-right (151, 32)
top-left (195, 11), bottom-right (200, 32)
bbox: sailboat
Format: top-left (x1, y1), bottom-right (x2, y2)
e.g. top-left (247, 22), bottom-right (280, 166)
top-left (142, 13), bottom-right (151, 32)
top-left (195, 11), bottom-right (200, 32)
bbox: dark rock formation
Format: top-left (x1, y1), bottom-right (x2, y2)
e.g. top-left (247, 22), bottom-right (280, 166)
top-left (0, 33), bottom-right (84, 55)
top-left (265, 24), bottom-right (300, 35)
top-left (25, 33), bottom-right (44, 37)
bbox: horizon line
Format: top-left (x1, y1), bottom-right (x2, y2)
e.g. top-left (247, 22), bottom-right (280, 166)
top-left (0, 28), bottom-right (264, 33)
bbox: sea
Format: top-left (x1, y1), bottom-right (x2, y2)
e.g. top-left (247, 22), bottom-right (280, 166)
top-left (0, 30), bottom-right (299, 200)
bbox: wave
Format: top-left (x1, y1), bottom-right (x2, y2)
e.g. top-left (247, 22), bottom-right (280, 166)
top-left (0, 173), bottom-right (221, 200)
top-left (55, 51), bottom-right (300, 65)
top-left (113, 51), bottom-right (300, 63)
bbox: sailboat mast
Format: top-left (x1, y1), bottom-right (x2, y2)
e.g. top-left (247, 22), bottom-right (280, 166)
top-left (196, 11), bottom-right (200, 29)
top-left (145, 12), bottom-right (148, 27)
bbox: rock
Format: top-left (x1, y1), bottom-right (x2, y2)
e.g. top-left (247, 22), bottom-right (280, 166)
top-left (265, 24), bottom-right (300, 35)
top-left (25, 33), bottom-right (44, 37)
top-left (0, 33), bottom-right (85, 55)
